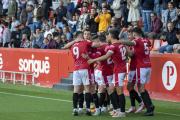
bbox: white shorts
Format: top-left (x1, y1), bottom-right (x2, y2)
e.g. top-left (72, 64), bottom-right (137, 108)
top-left (128, 70), bottom-right (136, 83)
top-left (95, 70), bottom-right (102, 85)
top-left (136, 68), bottom-right (151, 84)
top-left (112, 72), bottom-right (127, 86)
top-left (101, 75), bottom-right (113, 88)
top-left (91, 73), bottom-right (95, 84)
top-left (73, 69), bottom-right (91, 86)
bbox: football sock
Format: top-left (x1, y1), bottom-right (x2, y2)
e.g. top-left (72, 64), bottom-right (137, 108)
top-left (129, 92), bottom-right (135, 107)
top-left (85, 93), bottom-right (91, 110)
top-left (73, 93), bottom-right (78, 109)
top-left (130, 89), bottom-right (142, 104)
top-left (141, 91), bottom-right (152, 112)
top-left (78, 93), bottom-right (84, 108)
top-left (145, 90), bottom-right (152, 105)
top-left (91, 94), bottom-right (93, 105)
top-left (118, 94), bottom-right (126, 112)
top-left (112, 91), bottom-right (120, 109)
top-left (103, 101), bottom-right (107, 107)
top-left (105, 90), bottom-right (110, 105)
top-left (92, 93), bottom-right (99, 109)
top-left (99, 93), bottom-right (105, 108)
top-left (110, 93), bottom-right (117, 109)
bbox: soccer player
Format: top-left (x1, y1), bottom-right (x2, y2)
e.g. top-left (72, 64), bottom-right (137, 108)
top-left (88, 29), bottom-right (127, 117)
top-left (64, 31), bottom-right (101, 116)
top-left (125, 29), bottom-right (145, 113)
top-left (120, 27), bottom-right (155, 116)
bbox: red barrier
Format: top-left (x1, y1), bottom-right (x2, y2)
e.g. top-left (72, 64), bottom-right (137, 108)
top-left (0, 48), bottom-right (180, 101)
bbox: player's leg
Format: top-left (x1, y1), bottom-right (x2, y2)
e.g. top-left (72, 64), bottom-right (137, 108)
top-left (112, 73), bottom-right (126, 118)
top-left (137, 68), bottom-right (154, 116)
top-left (98, 84), bottom-right (106, 110)
top-left (78, 84), bottom-right (84, 114)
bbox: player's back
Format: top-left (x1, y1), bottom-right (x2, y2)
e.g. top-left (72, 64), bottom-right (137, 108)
top-left (71, 40), bottom-right (94, 71)
top-left (133, 38), bottom-right (151, 68)
top-left (108, 43), bottom-right (127, 73)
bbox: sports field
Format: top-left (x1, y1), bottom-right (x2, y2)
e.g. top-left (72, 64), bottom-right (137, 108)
top-left (0, 83), bottom-right (179, 120)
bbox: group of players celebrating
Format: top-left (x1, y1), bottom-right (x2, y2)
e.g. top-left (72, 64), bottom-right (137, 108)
top-left (65, 27), bottom-right (155, 117)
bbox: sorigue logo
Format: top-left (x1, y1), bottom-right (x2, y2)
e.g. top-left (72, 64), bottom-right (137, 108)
top-left (19, 55), bottom-right (50, 78)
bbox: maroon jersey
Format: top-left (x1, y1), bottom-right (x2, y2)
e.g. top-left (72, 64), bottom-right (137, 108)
top-left (71, 40), bottom-right (94, 71)
top-left (132, 38), bottom-right (151, 68)
top-left (108, 43), bottom-right (127, 73)
top-left (96, 43), bottom-right (114, 76)
top-left (129, 46), bottom-right (136, 71)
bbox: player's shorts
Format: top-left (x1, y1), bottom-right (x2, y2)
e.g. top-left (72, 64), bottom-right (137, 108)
top-left (112, 72), bottom-right (127, 86)
top-left (136, 68), bottom-right (152, 84)
top-left (101, 75), bottom-right (113, 88)
top-left (128, 70), bottom-right (136, 83)
top-left (91, 73), bottom-right (95, 84)
top-left (95, 69), bottom-right (102, 85)
top-left (73, 69), bottom-right (92, 86)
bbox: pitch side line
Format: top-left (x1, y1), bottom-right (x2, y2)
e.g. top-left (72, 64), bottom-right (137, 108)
top-left (0, 91), bottom-right (180, 117)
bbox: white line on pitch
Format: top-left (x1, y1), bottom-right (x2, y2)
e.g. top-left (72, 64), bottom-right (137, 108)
top-left (0, 91), bottom-right (180, 117)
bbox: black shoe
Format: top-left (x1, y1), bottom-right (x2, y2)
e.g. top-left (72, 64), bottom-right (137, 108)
top-left (85, 110), bottom-right (92, 116)
top-left (142, 111), bottom-right (153, 116)
top-left (73, 110), bottom-right (78, 116)
top-left (150, 104), bottom-right (155, 111)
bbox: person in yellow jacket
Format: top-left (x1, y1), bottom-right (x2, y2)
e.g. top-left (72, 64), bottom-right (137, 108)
top-left (94, 6), bottom-right (111, 32)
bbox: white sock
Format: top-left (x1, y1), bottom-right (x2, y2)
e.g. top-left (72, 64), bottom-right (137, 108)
top-left (87, 108), bottom-right (90, 112)
top-left (90, 102), bottom-right (93, 105)
top-left (99, 106), bottom-right (101, 110)
top-left (131, 106), bottom-right (136, 109)
top-left (79, 108), bottom-right (83, 111)
top-left (139, 101), bottom-right (144, 106)
top-left (74, 108), bottom-right (77, 111)
top-left (96, 108), bottom-right (100, 111)
top-left (107, 105), bottom-right (110, 108)
top-left (121, 112), bottom-right (125, 114)
top-left (117, 108), bottom-right (121, 111)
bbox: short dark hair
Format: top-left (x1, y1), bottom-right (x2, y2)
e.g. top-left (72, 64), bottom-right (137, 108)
top-left (18, 7), bottom-right (22, 10)
top-left (109, 29), bottom-right (119, 40)
top-left (151, 12), bottom-right (157, 16)
top-left (45, 24), bottom-right (50, 27)
top-left (3, 22), bottom-right (8, 27)
top-left (75, 31), bottom-right (83, 38)
top-left (83, 29), bottom-right (91, 34)
top-left (83, 5), bottom-right (88, 9)
top-left (83, 2), bottom-right (88, 5)
top-left (132, 27), bottom-right (142, 36)
top-left (91, 7), bottom-right (96, 10)
top-left (58, 27), bottom-right (62, 30)
top-left (92, 35), bottom-right (99, 40)
top-left (102, 6), bottom-right (108, 10)
top-left (36, 27), bottom-right (41, 30)
top-left (127, 29), bottom-right (134, 34)
top-left (128, 24), bottom-right (133, 27)
top-left (92, 1), bottom-right (98, 6)
top-left (167, 2), bottom-right (176, 9)
top-left (41, 17), bottom-right (47, 21)
top-left (99, 34), bottom-right (106, 42)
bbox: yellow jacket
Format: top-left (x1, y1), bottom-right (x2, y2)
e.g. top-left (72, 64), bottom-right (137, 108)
top-left (94, 13), bottom-right (111, 32)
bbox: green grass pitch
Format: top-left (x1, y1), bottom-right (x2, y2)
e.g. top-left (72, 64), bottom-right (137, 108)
top-left (0, 82), bottom-right (179, 120)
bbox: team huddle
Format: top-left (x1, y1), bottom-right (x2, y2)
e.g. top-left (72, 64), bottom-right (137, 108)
top-left (65, 27), bottom-right (155, 117)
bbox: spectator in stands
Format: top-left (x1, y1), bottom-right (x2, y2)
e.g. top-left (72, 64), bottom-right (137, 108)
top-left (96, 0), bottom-right (108, 7)
top-left (173, 34), bottom-right (180, 53)
top-left (26, 5), bottom-right (33, 31)
top-left (20, 33), bottom-right (30, 48)
top-left (80, 1), bottom-right (92, 14)
top-left (60, 34), bottom-right (69, 49)
top-left (47, 34), bottom-right (55, 49)
top-left (154, 0), bottom-right (160, 17)
top-left (53, 1), bottom-right (67, 29)
top-left (2, 22), bottom-right (11, 47)
top-left (162, 2), bottom-right (178, 31)
top-left (65, 10), bottom-right (73, 26)
top-left (54, 36), bottom-right (62, 49)
top-left (158, 22), bottom-right (179, 53)
top-left (42, 38), bottom-right (50, 49)
top-left (144, 12), bottom-right (163, 40)
top-left (5, 17), bottom-right (11, 29)
top-left (173, 0), bottom-right (180, 9)
top-left (134, 24), bottom-right (145, 37)
top-left (120, 0), bottom-right (129, 28)
top-left (10, 16), bottom-right (20, 32)
top-left (127, 0), bottom-right (140, 26)
top-left (31, 1), bottom-right (44, 33)
top-left (17, 0), bottom-right (26, 10)
top-left (42, 0), bottom-right (52, 19)
top-left (177, 9), bottom-right (180, 29)
top-left (20, 5), bottom-right (28, 24)
top-left (26, 0), bottom-right (34, 7)
top-left (8, 0), bottom-right (17, 18)
top-left (10, 25), bottom-right (21, 48)
top-left (63, 26), bottom-right (72, 42)
top-left (106, 17), bottom-right (120, 32)
top-left (41, 17), bottom-right (53, 32)
top-left (0, 1), bottom-right (2, 15)
top-left (67, 0), bottom-right (74, 15)
top-left (119, 24), bottom-right (134, 40)
top-left (0, 22), bottom-right (3, 47)
top-left (44, 25), bottom-right (52, 38)
top-left (78, 6), bottom-right (90, 31)
top-left (30, 27), bottom-right (44, 48)
top-left (2, 0), bottom-right (9, 16)
top-left (159, 0), bottom-right (171, 18)
top-left (17, 7), bottom-right (22, 21)
top-left (63, 15), bottom-right (77, 36)
top-left (95, 6), bottom-right (111, 32)
top-left (92, 1), bottom-right (98, 10)
top-left (102, 3), bottom-right (115, 17)
top-left (111, 0), bottom-right (123, 27)
top-left (20, 22), bottom-right (31, 37)
top-left (58, 27), bottom-right (64, 37)
top-left (140, 0), bottom-right (154, 32)
top-left (86, 7), bottom-right (99, 36)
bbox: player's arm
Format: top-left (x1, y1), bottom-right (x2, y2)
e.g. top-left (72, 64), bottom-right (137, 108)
top-left (119, 40), bottom-right (136, 46)
top-left (92, 41), bottom-right (101, 48)
top-left (125, 46), bottom-right (135, 57)
top-left (64, 39), bottom-right (84, 50)
top-left (88, 51), bottom-right (113, 65)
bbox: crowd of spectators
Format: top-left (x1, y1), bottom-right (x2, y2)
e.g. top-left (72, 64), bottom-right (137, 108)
top-left (0, 0), bottom-right (179, 53)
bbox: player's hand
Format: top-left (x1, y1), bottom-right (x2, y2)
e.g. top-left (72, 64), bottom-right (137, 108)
top-left (81, 53), bottom-right (90, 60)
top-left (74, 38), bottom-right (84, 43)
top-left (88, 59), bottom-right (95, 65)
